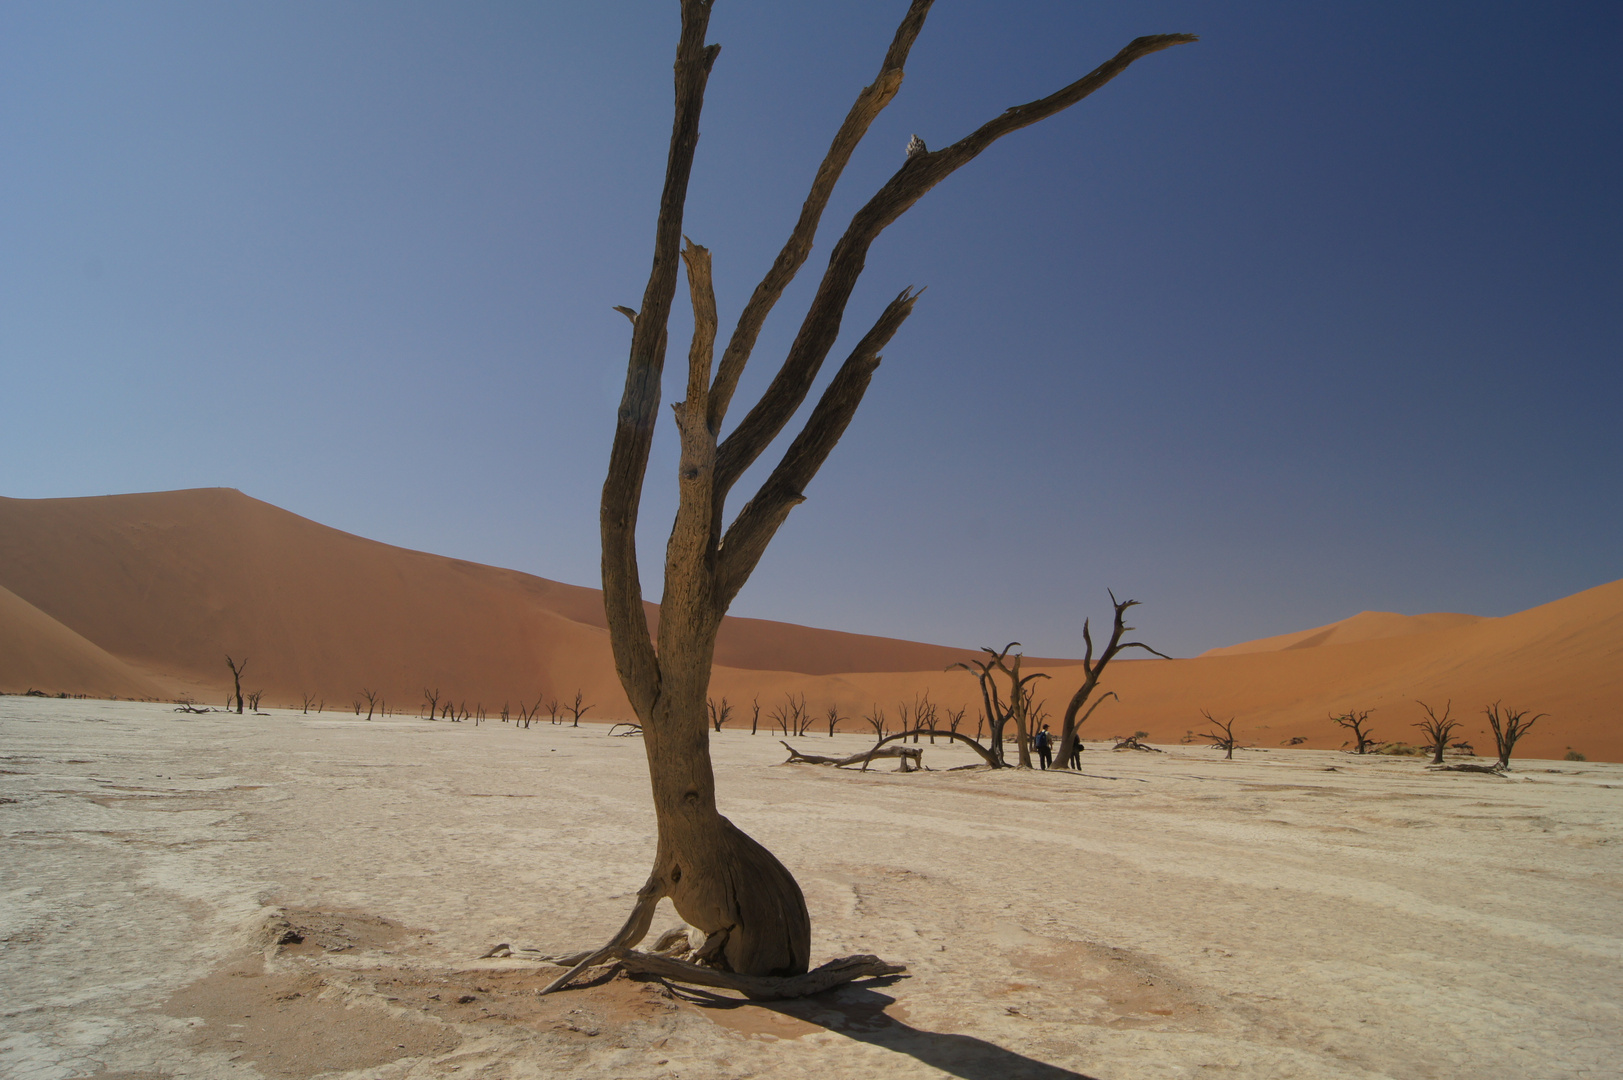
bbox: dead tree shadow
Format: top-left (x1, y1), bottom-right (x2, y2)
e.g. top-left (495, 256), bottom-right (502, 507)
top-left (675, 979), bottom-right (1100, 1080)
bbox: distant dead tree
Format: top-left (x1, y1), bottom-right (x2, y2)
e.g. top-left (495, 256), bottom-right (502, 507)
top-left (555, 0), bottom-right (1196, 990)
top-left (1485, 702), bottom-right (1546, 769)
top-left (301, 691), bottom-right (318, 715)
top-left (501, 702), bottom-right (511, 723)
top-left (951, 644), bottom-right (1047, 767)
top-left (898, 692), bottom-right (937, 743)
top-left (708, 696), bottom-right (732, 732)
top-left (545, 696), bottom-right (562, 725)
top-left (864, 704), bottom-right (888, 742)
top-left (360, 688), bottom-right (380, 721)
top-left (1412, 700), bottom-right (1461, 765)
top-left (225, 655), bottom-right (249, 715)
top-left (567, 691), bottom-right (593, 727)
top-left (749, 695), bottom-right (761, 736)
top-left (1051, 594), bottom-right (1170, 770)
top-left (1198, 710), bottom-right (1240, 759)
top-left (1331, 709), bottom-right (1378, 753)
top-left (824, 703), bottom-right (844, 737)
top-left (769, 698), bottom-right (792, 736)
top-left (246, 690), bottom-right (265, 713)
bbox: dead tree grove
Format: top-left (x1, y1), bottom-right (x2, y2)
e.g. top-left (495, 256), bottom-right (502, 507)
top-left (560, 0), bottom-right (1194, 993)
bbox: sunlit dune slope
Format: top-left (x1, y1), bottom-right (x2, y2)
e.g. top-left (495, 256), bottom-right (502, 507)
top-left (1199, 609), bottom-right (1486, 656)
top-left (0, 489), bottom-right (981, 712)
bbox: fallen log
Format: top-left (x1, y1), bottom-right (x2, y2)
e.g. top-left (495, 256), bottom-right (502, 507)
top-left (779, 740), bottom-right (925, 771)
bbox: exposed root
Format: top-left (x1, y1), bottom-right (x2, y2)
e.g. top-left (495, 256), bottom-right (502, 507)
top-left (537, 877), bottom-right (662, 996)
top-left (526, 936), bottom-right (904, 1001)
top-left (616, 949), bottom-right (905, 1000)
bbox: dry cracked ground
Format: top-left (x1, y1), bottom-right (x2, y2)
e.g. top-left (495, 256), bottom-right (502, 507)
top-left (2, 697), bottom-right (1619, 1079)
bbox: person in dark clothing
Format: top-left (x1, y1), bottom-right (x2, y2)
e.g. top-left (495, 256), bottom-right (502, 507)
top-left (1066, 732), bottom-right (1083, 769)
top-left (1034, 724), bottom-right (1052, 770)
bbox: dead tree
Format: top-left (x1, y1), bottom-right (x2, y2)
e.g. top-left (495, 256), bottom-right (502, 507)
top-left (225, 655), bottom-right (248, 715)
top-left (361, 688), bottom-right (380, 721)
top-left (768, 697), bottom-right (793, 736)
top-left (864, 704), bottom-right (888, 741)
top-left (301, 691), bottom-right (318, 715)
top-left (780, 740), bottom-right (924, 771)
top-left (749, 695), bottom-right (761, 736)
top-left (1198, 710), bottom-right (1240, 759)
top-left (708, 696), bottom-right (733, 732)
top-left (545, 696), bottom-right (562, 725)
top-left (424, 688), bottom-right (441, 720)
top-left (572, 0), bottom-right (1194, 991)
top-left (1413, 700), bottom-right (1460, 765)
top-left (1052, 594), bottom-right (1170, 770)
top-left (567, 691), bottom-right (594, 727)
top-left (1485, 702), bottom-right (1546, 769)
top-left (824, 703), bottom-right (844, 737)
top-left (247, 690), bottom-right (265, 713)
top-left (1331, 709), bottom-right (1378, 753)
top-left (871, 727), bottom-right (1000, 768)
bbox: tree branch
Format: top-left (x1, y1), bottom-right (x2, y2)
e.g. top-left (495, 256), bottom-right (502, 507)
top-left (713, 32), bottom-right (1197, 501)
top-left (707, 0), bottom-right (936, 435)
top-left (713, 286), bottom-right (921, 608)
top-left (599, 1), bottom-right (720, 716)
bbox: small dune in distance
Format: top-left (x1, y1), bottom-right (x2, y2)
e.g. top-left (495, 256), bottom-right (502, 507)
top-left (1, 487), bottom-right (1617, 761)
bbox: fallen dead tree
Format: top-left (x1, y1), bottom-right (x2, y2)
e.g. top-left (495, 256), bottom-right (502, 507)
top-left (1428, 762), bottom-right (1507, 775)
top-left (869, 727), bottom-right (1001, 768)
top-left (779, 740), bottom-right (924, 771)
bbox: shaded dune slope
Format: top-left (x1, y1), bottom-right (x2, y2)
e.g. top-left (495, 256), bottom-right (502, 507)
top-left (1, 488), bottom-right (1616, 760)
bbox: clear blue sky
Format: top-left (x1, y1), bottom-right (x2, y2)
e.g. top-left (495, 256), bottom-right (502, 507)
top-left (3, 2), bottom-right (1619, 658)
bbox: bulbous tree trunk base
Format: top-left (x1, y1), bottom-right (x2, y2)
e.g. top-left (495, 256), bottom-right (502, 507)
top-left (538, 815), bottom-right (813, 996)
top-left (667, 814), bottom-right (811, 977)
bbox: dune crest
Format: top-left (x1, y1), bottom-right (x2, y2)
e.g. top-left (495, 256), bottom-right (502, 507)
top-left (1201, 609), bottom-right (1487, 656)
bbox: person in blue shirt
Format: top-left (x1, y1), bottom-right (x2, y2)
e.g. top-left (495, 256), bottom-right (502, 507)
top-left (1034, 724), bottom-right (1052, 770)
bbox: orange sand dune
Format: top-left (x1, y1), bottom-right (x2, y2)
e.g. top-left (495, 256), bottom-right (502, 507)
top-left (712, 579), bottom-right (1623, 763)
top-left (2, 488), bottom-right (1616, 761)
top-left (0, 583), bottom-right (169, 700)
top-left (1199, 609), bottom-right (1486, 656)
top-left (0, 489), bottom-right (982, 715)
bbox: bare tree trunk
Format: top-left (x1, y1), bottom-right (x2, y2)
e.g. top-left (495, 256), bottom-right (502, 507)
top-left (579, 0), bottom-right (1193, 989)
top-left (225, 655), bottom-right (248, 715)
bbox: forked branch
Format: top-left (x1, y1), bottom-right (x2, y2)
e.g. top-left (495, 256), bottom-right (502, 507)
top-left (714, 32), bottom-right (1198, 501)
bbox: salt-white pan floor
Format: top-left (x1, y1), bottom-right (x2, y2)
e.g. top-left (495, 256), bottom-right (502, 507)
top-left (2, 697), bottom-right (1619, 1079)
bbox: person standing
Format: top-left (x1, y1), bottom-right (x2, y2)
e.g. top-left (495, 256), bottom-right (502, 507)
top-left (1034, 724), bottom-right (1052, 770)
top-left (1066, 732), bottom-right (1083, 769)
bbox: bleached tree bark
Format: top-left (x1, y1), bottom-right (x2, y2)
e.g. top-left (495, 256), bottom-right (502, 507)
top-left (577, 0), bottom-right (1194, 989)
